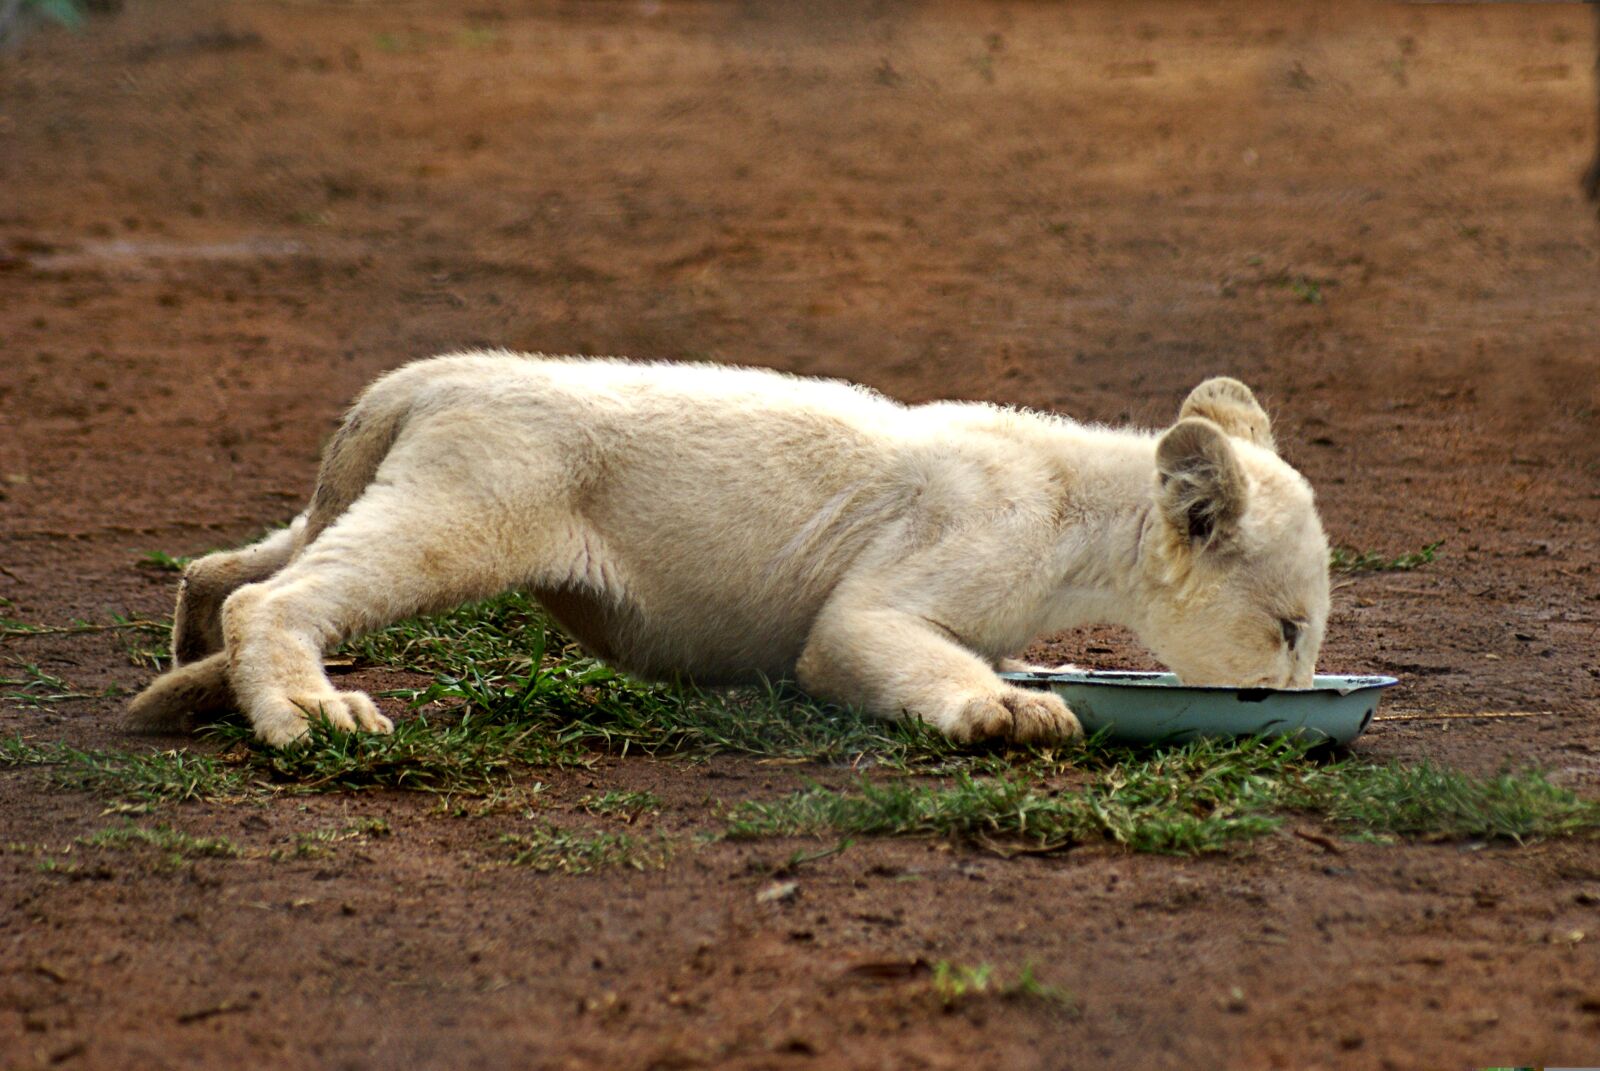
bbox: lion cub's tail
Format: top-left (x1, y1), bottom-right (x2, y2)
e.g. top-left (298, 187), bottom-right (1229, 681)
top-left (302, 372), bottom-right (418, 542)
top-left (125, 652), bottom-right (231, 733)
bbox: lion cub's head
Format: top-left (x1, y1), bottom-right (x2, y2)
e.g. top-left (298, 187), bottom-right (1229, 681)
top-left (1136, 378), bottom-right (1330, 689)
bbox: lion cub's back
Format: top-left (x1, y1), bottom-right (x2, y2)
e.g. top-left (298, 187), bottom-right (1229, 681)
top-left (382, 353), bottom-right (919, 679)
top-left (385, 351), bottom-right (904, 434)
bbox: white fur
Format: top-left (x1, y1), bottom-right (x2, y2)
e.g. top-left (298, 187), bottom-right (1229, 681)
top-left (127, 354), bottom-right (1331, 747)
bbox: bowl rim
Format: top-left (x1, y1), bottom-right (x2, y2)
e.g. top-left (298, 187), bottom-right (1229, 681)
top-left (999, 669), bottom-right (1400, 695)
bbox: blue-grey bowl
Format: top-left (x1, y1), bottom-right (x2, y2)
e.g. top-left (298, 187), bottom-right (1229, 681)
top-left (1001, 670), bottom-right (1399, 745)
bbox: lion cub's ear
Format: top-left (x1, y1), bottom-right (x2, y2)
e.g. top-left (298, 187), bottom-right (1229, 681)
top-left (1178, 377), bottom-right (1276, 453)
top-left (1156, 417), bottom-right (1248, 549)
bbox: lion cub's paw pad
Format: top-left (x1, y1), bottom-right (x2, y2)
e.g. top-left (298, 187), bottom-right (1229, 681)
top-left (999, 688), bottom-right (1081, 743)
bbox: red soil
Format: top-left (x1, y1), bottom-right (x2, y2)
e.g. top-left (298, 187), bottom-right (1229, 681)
top-left (3, 2), bottom-right (1598, 1068)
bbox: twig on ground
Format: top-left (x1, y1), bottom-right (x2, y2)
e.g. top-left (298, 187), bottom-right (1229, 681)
top-left (1291, 828), bottom-right (1344, 854)
top-left (1, 619), bottom-right (166, 639)
top-left (1374, 710), bottom-right (1547, 722)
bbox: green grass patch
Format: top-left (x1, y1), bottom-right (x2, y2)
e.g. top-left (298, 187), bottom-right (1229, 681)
top-left (372, 26), bottom-right (499, 54)
top-left (137, 549), bottom-right (193, 573)
top-left (207, 712), bottom-right (584, 796)
top-left (269, 818), bottom-right (391, 861)
top-left (932, 961), bottom-right (994, 1006)
top-left (725, 736), bottom-right (1600, 855)
top-left (1306, 762), bottom-right (1598, 840)
top-left (341, 591), bottom-right (548, 675)
top-left (930, 961), bottom-right (1075, 1010)
top-left (120, 629), bottom-right (171, 672)
top-left (500, 825), bottom-right (669, 874)
top-left (356, 592), bottom-right (959, 768)
top-left (1330, 540), bottom-right (1443, 574)
top-left (78, 822), bottom-right (239, 866)
top-left (1287, 276), bottom-right (1323, 305)
top-left (1, 735), bottom-right (252, 806)
top-left (1, 665), bottom-right (99, 707)
top-left (1, 723), bottom-right (569, 807)
top-left (582, 789), bottom-right (662, 821)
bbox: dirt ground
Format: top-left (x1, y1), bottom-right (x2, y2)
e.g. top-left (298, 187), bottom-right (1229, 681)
top-left (3, 1), bottom-right (1600, 1068)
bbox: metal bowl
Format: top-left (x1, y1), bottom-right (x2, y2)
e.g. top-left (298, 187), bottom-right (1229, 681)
top-left (1001, 670), bottom-right (1399, 745)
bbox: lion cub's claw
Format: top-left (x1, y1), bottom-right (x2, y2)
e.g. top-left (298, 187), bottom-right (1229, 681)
top-left (255, 690), bottom-right (394, 747)
top-left (943, 687), bottom-right (1080, 745)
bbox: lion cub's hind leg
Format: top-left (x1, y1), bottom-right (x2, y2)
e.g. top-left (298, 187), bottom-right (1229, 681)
top-left (221, 479), bottom-right (584, 747)
top-left (127, 519), bottom-right (307, 735)
top-left (172, 517), bottom-right (307, 666)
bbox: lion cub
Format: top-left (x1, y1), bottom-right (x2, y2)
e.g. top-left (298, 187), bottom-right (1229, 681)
top-left (127, 354), bottom-right (1330, 747)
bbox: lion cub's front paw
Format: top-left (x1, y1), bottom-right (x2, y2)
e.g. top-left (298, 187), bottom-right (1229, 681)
top-left (252, 690), bottom-right (394, 747)
top-left (941, 687), bottom-right (1081, 745)
top-left (1002, 687), bottom-right (1082, 743)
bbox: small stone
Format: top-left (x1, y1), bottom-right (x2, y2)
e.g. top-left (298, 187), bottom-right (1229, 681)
top-left (756, 880), bottom-right (799, 905)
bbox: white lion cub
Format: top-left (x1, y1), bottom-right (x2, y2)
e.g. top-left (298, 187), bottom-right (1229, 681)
top-left (126, 354), bottom-right (1330, 747)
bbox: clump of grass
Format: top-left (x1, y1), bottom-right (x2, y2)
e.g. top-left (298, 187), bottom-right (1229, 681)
top-left (1287, 276), bottom-right (1323, 305)
top-left (726, 736), bottom-right (1600, 855)
top-left (346, 816), bottom-right (392, 837)
top-left (1330, 540), bottom-right (1442, 573)
top-left (269, 818), bottom-right (390, 861)
top-left (2, 719), bottom-right (574, 807)
top-left (582, 789), bottom-right (661, 821)
top-left (1, 665), bottom-right (98, 707)
top-left (528, 675), bottom-right (955, 767)
top-left (500, 825), bottom-right (668, 874)
top-left (727, 737), bottom-right (1302, 854)
top-left (276, 831), bottom-right (338, 860)
top-left (1302, 762), bottom-right (1598, 840)
top-left (1, 735), bottom-right (253, 806)
top-left (79, 822), bottom-right (239, 866)
top-left (120, 629), bottom-right (170, 672)
top-left (359, 594), bottom-right (958, 768)
top-left (341, 591), bottom-right (549, 677)
top-left (1008, 963), bottom-right (1076, 1007)
top-left (930, 961), bottom-right (1075, 1010)
top-left (728, 769), bottom-right (1269, 854)
top-left (137, 549), bottom-right (192, 573)
top-left (2, 841), bottom-right (46, 856)
top-left (207, 712), bottom-right (585, 796)
top-left (931, 961), bottom-right (995, 1005)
